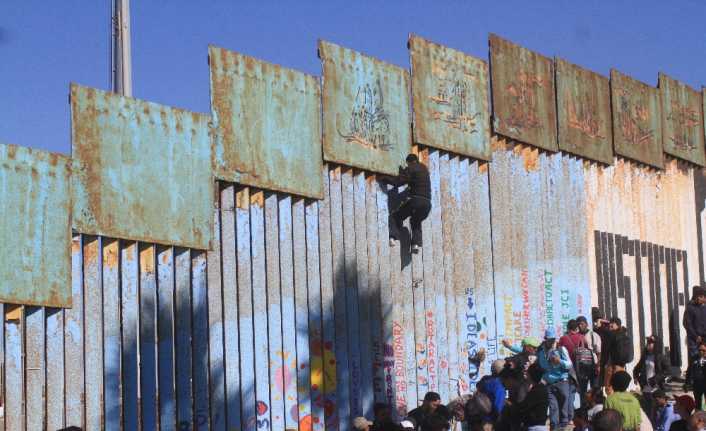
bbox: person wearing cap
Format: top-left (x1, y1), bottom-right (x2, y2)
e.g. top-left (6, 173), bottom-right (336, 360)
top-left (604, 371), bottom-right (642, 431)
top-left (354, 416), bottom-right (374, 431)
top-left (406, 392), bottom-right (451, 431)
top-left (669, 395), bottom-right (695, 431)
top-left (537, 328), bottom-right (574, 430)
top-left (502, 337), bottom-right (540, 376)
top-left (380, 153), bottom-right (432, 254)
top-left (652, 390), bottom-right (679, 431)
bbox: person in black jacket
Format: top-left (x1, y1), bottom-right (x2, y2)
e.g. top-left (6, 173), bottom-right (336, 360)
top-left (686, 343), bottom-right (706, 410)
top-left (595, 317), bottom-right (633, 394)
top-left (514, 363), bottom-right (549, 431)
top-left (633, 335), bottom-right (671, 390)
top-left (684, 287), bottom-right (706, 362)
top-left (381, 154), bottom-right (432, 253)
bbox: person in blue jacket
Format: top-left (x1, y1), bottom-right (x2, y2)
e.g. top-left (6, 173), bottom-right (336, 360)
top-left (477, 359), bottom-right (508, 422)
top-left (537, 328), bottom-right (574, 431)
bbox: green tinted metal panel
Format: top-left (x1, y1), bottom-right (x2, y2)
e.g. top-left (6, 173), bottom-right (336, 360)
top-left (489, 34), bottom-right (558, 151)
top-left (319, 40), bottom-right (411, 175)
top-left (0, 143), bottom-right (71, 307)
top-left (658, 73), bottom-right (705, 166)
top-left (610, 69), bottom-right (663, 168)
top-left (70, 84), bottom-right (214, 249)
top-left (209, 46), bottom-right (324, 199)
top-left (409, 34), bottom-right (491, 160)
top-left (556, 58), bottom-right (613, 165)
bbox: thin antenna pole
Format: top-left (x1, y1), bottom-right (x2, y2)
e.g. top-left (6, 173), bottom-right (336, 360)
top-left (112, 0), bottom-right (132, 96)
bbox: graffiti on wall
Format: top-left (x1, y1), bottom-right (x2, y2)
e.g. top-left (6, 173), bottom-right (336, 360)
top-left (503, 72), bottom-right (545, 134)
top-left (615, 88), bottom-right (654, 147)
top-left (666, 102), bottom-right (700, 151)
top-left (429, 79), bottom-right (481, 134)
top-left (337, 79), bottom-right (392, 151)
top-left (593, 230), bottom-right (688, 366)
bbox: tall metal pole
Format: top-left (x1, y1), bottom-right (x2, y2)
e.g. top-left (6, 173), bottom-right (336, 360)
top-left (111, 0), bottom-right (132, 96)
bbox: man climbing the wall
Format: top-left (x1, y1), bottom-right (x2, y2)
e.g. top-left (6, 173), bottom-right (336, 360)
top-left (380, 153), bottom-right (432, 254)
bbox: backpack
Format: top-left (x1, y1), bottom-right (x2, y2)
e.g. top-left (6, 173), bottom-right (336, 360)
top-left (612, 331), bottom-right (634, 364)
top-left (565, 334), bottom-right (593, 366)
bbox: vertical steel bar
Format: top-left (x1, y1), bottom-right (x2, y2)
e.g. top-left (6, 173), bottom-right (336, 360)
top-left (305, 199), bottom-right (325, 430)
top-left (250, 191), bottom-right (272, 430)
top-left (25, 306), bottom-right (45, 431)
top-left (5, 306), bottom-right (23, 431)
top-left (103, 239), bottom-right (121, 431)
top-left (221, 184), bottom-right (241, 430)
top-left (208, 189), bottom-right (227, 431)
top-left (279, 194), bottom-right (300, 429)
top-left (293, 197), bottom-right (312, 428)
top-left (342, 168), bottom-right (362, 416)
top-left (139, 243), bottom-right (158, 430)
top-left (175, 248), bottom-right (194, 428)
top-left (191, 250), bottom-right (210, 430)
top-left (329, 166), bottom-right (351, 426)
top-left (84, 237), bottom-right (104, 430)
top-left (46, 307), bottom-right (65, 430)
top-left (264, 192), bottom-right (285, 431)
top-left (121, 241), bottom-right (139, 431)
top-left (353, 171), bottom-right (373, 415)
top-left (318, 165), bottom-right (339, 429)
top-left (157, 246), bottom-right (176, 429)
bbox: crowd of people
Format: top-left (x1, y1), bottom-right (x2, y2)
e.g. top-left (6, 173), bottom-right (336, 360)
top-left (351, 287), bottom-right (706, 431)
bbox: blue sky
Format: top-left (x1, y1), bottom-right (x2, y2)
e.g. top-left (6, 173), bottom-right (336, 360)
top-left (2, 1), bottom-right (705, 154)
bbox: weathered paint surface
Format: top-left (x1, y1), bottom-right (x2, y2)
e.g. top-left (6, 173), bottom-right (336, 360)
top-left (209, 46), bottom-right (324, 199)
top-left (489, 137), bottom-right (591, 353)
top-left (0, 142), bottom-right (71, 307)
top-left (610, 70), bottom-right (664, 168)
top-left (409, 35), bottom-right (491, 160)
top-left (658, 73), bottom-right (705, 166)
top-left (586, 158), bottom-right (698, 372)
top-left (319, 40), bottom-right (411, 175)
top-left (489, 34), bottom-right (558, 152)
top-left (70, 84), bottom-right (214, 249)
top-left (555, 58), bottom-right (613, 165)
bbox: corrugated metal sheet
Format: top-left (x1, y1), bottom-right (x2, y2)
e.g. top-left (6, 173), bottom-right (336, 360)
top-left (585, 158), bottom-right (698, 372)
top-left (489, 137), bottom-right (591, 353)
top-left (209, 46), bottom-right (324, 199)
top-left (658, 73), bottom-right (705, 166)
top-left (319, 40), bottom-right (411, 175)
top-left (489, 34), bottom-right (558, 152)
top-left (610, 69), bottom-right (664, 168)
top-left (555, 57), bottom-right (613, 165)
top-left (0, 142), bottom-right (71, 307)
top-left (70, 84), bottom-right (214, 250)
top-left (409, 35), bottom-right (491, 160)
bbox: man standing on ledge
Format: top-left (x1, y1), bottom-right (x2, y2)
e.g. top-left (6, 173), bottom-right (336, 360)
top-left (380, 153), bottom-right (432, 254)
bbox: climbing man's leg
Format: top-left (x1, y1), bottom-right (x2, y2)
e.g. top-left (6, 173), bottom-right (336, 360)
top-left (409, 198), bottom-right (431, 248)
top-left (389, 199), bottom-right (413, 241)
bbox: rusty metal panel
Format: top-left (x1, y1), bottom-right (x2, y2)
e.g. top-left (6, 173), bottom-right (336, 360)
top-left (489, 34), bottom-right (558, 151)
top-left (209, 46), bottom-right (324, 199)
top-left (70, 84), bottom-right (214, 249)
top-left (610, 70), bottom-right (664, 168)
top-left (0, 142), bottom-right (71, 307)
top-left (658, 73), bottom-right (705, 166)
top-left (319, 40), bottom-right (411, 175)
top-left (555, 58), bottom-right (614, 165)
top-left (409, 35), bottom-right (491, 160)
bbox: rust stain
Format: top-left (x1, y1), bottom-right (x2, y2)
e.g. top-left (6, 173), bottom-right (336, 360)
top-left (521, 146), bottom-right (540, 172)
top-left (83, 237), bottom-right (99, 264)
top-left (478, 162), bottom-right (489, 173)
top-left (236, 187), bottom-right (250, 210)
top-left (104, 240), bottom-right (119, 269)
top-left (140, 246), bottom-right (155, 274)
top-left (250, 190), bottom-right (264, 208)
top-left (5, 305), bottom-right (22, 322)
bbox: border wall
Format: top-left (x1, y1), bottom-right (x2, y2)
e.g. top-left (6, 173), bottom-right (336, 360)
top-left (0, 33), bottom-right (703, 430)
